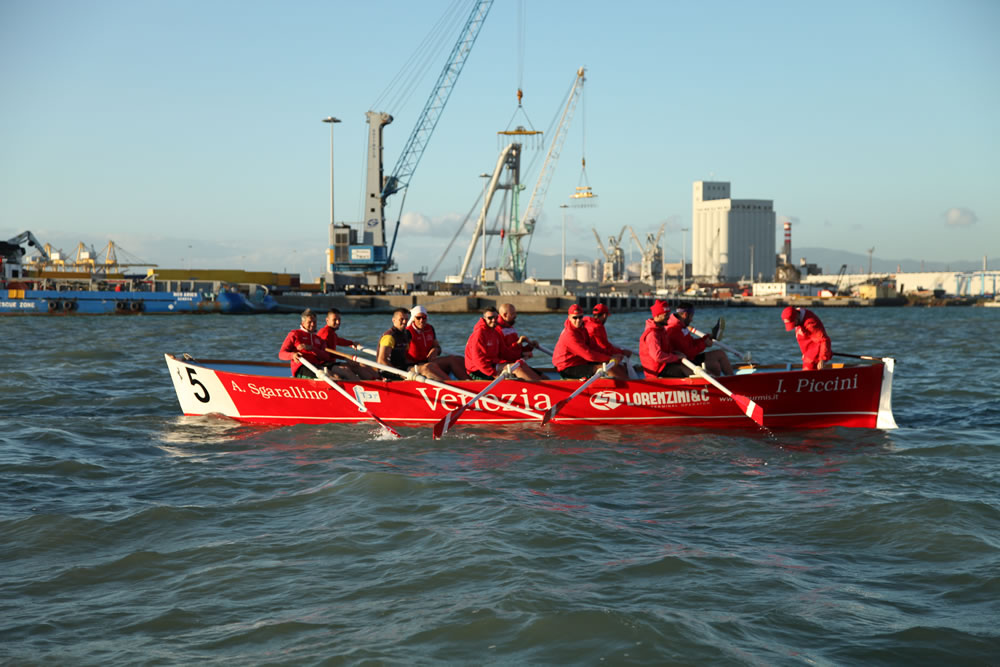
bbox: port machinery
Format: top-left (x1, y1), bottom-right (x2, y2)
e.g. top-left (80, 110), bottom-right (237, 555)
top-left (327, 0), bottom-right (493, 278)
top-left (448, 66), bottom-right (588, 285)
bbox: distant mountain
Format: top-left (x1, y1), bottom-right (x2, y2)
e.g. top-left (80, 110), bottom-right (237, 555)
top-left (794, 247), bottom-right (991, 274)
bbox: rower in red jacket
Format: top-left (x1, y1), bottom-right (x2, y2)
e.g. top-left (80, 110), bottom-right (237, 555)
top-left (666, 302), bottom-right (733, 376)
top-left (585, 303), bottom-right (633, 359)
top-left (553, 304), bottom-right (627, 380)
top-left (782, 306), bottom-right (832, 370)
top-left (497, 303), bottom-right (538, 363)
top-left (279, 309), bottom-right (344, 379)
top-left (464, 307), bottom-right (542, 381)
top-left (639, 300), bottom-right (686, 378)
top-left (405, 305), bottom-right (468, 380)
top-left (317, 308), bottom-right (378, 380)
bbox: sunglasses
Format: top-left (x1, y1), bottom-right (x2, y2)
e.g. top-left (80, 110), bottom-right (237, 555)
top-left (483, 314), bottom-right (497, 321)
top-left (414, 315), bottom-right (427, 320)
top-left (569, 315), bottom-right (583, 320)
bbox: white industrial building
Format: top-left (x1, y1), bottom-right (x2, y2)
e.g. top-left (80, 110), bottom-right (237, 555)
top-left (802, 270), bottom-right (1000, 296)
top-left (692, 181), bottom-right (775, 282)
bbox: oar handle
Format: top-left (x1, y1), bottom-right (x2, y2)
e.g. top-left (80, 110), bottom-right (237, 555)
top-left (832, 351), bottom-right (888, 362)
top-left (688, 326), bottom-right (750, 361)
top-left (680, 358), bottom-right (733, 398)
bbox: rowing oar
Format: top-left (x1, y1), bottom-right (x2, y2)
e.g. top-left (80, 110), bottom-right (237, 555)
top-left (298, 357), bottom-right (401, 438)
top-left (432, 361), bottom-right (522, 439)
top-left (329, 349), bottom-right (545, 422)
top-left (832, 351), bottom-right (890, 362)
top-left (688, 325), bottom-right (752, 363)
top-left (541, 358), bottom-right (617, 425)
top-left (679, 358), bottom-right (764, 426)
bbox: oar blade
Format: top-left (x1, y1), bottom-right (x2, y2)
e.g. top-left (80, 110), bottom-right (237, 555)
top-left (542, 400), bottom-right (565, 426)
top-left (433, 407), bottom-right (466, 440)
top-left (731, 394), bottom-right (764, 426)
top-left (371, 414), bottom-right (402, 438)
top-left (432, 413), bottom-right (451, 440)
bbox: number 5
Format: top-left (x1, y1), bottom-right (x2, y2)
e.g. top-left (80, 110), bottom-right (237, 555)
top-left (186, 368), bottom-right (211, 403)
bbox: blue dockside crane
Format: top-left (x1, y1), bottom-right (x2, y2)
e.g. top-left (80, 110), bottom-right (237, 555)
top-left (328, 0), bottom-right (493, 277)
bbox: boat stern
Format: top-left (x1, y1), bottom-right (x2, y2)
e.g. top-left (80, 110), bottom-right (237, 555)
top-left (876, 357), bottom-right (898, 429)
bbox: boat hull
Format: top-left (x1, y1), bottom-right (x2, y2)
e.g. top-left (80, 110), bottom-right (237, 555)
top-left (1, 289), bottom-right (276, 314)
top-left (165, 355), bottom-right (897, 430)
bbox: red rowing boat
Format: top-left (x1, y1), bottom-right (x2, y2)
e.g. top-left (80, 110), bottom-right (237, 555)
top-left (165, 353), bottom-right (897, 431)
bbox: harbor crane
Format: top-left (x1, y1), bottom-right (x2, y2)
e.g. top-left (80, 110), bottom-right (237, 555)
top-left (628, 223), bottom-right (666, 284)
top-left (518, 67), bottom-right (586, 277)
top-left (593, 226), bottom-right (627, 282)
top-left (834, 264), bottom-right (848, 295)
top-left (328, 0), bottom-right (493, 277)
top-left (453, 66), bottom-right (587, 284)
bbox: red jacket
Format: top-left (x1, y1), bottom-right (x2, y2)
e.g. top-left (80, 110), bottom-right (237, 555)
top-left (316, 325), bottom-right (356, 351)
top-left (639, 318), bottom-right (680, 378)
top-left (279, 327), bottom-right (333, 376)
top-left (584, 316), bottom-right (626, 356)
top-left (665, 313), bottom-right (708, 360)
top-left (793, 308), bottom-right (832, 369)
top-left (464, 317), bottom-right (504, 377)
top-left (496, 316), bottom-right (526, 363)
top-left (406, 322), bottom-right (440, 364)
top-left (553, 319), bottom-right (611, 371)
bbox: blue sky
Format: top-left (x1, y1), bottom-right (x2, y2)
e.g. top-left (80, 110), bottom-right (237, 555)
top-left (2, 0), bottom-right (997, 279)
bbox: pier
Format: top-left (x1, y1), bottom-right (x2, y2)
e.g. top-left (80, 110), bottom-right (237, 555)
top-left (273, 292), bottom-right (899, 315)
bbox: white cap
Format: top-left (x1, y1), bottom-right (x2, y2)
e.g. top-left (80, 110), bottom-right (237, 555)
top-left (410, 305), bottom-right (427, 318)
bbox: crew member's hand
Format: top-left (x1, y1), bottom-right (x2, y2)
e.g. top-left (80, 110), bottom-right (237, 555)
top-left (817, 359), bottom-right (826, 370)
top-left (292, 352), bottom-right (301, 363)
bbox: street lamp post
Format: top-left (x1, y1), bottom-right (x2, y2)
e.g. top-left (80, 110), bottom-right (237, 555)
top-left (680, 227), bottom-right (689, 294)
top-left (322, 117), bottom-right (341, 283)
top-left (560, 204), bottom-right (569, 291)
top-left (479, 172), bottom-right (490, 287)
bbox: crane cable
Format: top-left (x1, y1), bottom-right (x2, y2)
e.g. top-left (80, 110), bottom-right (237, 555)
top-left (370, 0), bottom-right (466, 113)
top-left (358, 0), bottom-right (468, 239)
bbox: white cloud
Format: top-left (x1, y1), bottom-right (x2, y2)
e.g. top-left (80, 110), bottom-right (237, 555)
top-left (944, 207), bottom-right (977, 228)
top-left (399, 211), bottom-right (466, 237)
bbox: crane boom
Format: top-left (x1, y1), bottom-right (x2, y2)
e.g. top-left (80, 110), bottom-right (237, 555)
top-left (329, 0), bottom-right (492, 276)
top-left (4, 231), bottom-right (50, 263)
top-left (384, 0), bottom-right (493, 265)
top-left (520, 67), bottom-right (586, 237)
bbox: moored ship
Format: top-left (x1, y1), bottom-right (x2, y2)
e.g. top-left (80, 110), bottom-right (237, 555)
top-left (1, 231), bottom-right (277, 315)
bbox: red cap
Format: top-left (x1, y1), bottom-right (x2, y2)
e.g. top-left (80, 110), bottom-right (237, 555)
top-left (651, 300), bottom-right (668, 317)
top-left (568, 304), bottom-right (583, 316)
top-left (592, 303), bottom-right (609, 315)
top-left (781, 306), bottom-right (797, 330)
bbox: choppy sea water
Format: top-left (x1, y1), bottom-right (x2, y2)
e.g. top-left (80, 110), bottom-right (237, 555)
top-left (2, 306), bottom-right (998, 665)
